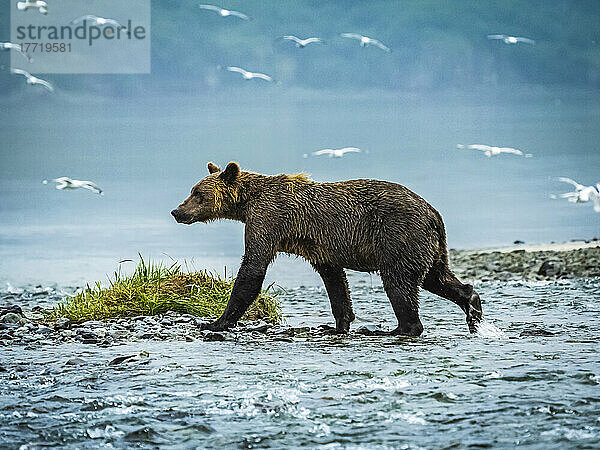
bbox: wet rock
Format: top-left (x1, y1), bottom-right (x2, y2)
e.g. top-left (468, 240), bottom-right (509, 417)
top-left (110, 329), bottom-right (130, 340)
top-left (538, 259), bottom-right (564, 277)
top-left (0, 305), bottom-right (23, 318)
top-left (54, 317), bottom-right (70, 330)
top-left (202, 331), bottom-right (226, 342)
top-left (1, 313), bottom-right (22, 324)
top-left (77, 330), bottom-right (98, 340)
top-left (135, 332), bottom-right (155, 340)
top-left (245, 322), bottom-right (272, 333)
top-left (185, 335), bottom-right (195, 342)
top-left (356, 324), bottom-right (386, 336)
top-left (109, 354), bottom-right (137, 365)
top-left (65, 357), bottom-right (85, 366)
top-left (520, 329), bottom-right (555, 337)
top-left (93, 327), bottom-right (107, 339)
top-left (35, 326), bottom-right (53, 335)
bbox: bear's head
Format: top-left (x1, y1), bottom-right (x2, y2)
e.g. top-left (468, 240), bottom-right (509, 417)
top-left (171, 161), bottom-right (240, 224)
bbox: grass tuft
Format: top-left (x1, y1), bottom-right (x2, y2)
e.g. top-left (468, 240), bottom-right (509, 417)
top-left (45, 257), bottom-right (281, 325)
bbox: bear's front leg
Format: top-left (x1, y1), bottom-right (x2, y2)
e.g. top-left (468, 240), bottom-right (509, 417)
top-left (201, 254), bottom-right (269, 332)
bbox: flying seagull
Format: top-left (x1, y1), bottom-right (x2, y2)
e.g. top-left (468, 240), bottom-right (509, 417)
top-left (311, 147), bottom-right (361, 158)
top-left (340, 33), bottom-right (391, 52)
top-left (456, 144), bottom-right (532, 158)
top-left (43, 177), bottom-right (104, 195)
top-left (199, 4), bottom-right (249, 20)
top-left (226, 66), bottom-right (273, 81)
top-left (70, 15), bottom-right (126, 29)
top-left (279, 35), bottom-right (324, 48)
top-left (11, 68), bottom-right (54, 92)
top-left (554, 177), bottom-right (600, 212)
top-left (487, 34), bottom-right (535, 45)
top-left (0, 42), bottom-right (32, 62)
top-left (17, 0), bottom-right (47, 15)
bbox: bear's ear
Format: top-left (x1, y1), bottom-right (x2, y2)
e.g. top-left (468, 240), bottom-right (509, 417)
top-left (219, 162), bottom-right (239, 184)
top-left (207, 162), bottom-right (220, 174)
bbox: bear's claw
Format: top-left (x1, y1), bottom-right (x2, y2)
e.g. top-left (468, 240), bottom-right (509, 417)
top-left (466, 292), bottom-right (483, 333)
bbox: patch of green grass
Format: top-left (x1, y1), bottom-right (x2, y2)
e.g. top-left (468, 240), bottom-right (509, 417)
top-left (45, 257), bottom-right (281, 325)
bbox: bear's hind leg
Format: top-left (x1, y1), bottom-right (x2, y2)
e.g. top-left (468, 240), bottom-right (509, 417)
top-left (380, 270), bottom-right (424, 337)
top-left (422, 263), bottom-right (482, 333)
top-left (313, 264), bottom-right (355, 333)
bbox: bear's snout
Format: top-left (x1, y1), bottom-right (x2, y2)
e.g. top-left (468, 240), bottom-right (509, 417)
top-left (171, 208), bottom-right (189, 223)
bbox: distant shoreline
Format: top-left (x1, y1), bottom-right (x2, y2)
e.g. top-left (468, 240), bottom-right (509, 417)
top-left (474, 240), bottom-right (600, 254)
top-left (449, 240), bottom-right (600, 281)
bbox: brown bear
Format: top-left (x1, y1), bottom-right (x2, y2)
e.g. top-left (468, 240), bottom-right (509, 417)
top-left (171, 162), bottom-right (482, 336)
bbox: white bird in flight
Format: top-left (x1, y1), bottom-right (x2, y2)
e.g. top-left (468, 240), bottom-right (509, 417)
top-left (43, 177), bottom-right (104, 195)
top-left (11, 68), bottom-right (54, 92)
top-left (226, 66), bottom-right (273, 81)
top-left (457, 144), bottom-right (532, 158)
top-left (280, 35), bottom-right (324, 48)
top-left (487, 34), bottom-right (535, 45)
top-left (199, 4), bottom-right (249, 20)
top-left (70, 15), bottom-right (126, 29)
top-left (554, 177), bottom-right (600, 212)
top-left (0, 42), bottom-right (32, 62)
top-left (310, 147), bottom-right (361, 158)
top-left (17, 0), bottom-right (47, 15)
top-left (340, 33), bottom-right (391, 52)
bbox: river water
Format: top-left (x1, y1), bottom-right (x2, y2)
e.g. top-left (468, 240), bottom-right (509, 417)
top-left (1, 276), bottom-right (599, 448)
top-left (1, 87), bottom-right (599, 448)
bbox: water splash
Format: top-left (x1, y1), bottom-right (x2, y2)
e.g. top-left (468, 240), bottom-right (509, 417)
top-left (475, 319), bottom-right (507, 339)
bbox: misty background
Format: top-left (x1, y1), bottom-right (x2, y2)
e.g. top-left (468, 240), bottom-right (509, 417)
top-left (0, 0), bottom-right (599, 286)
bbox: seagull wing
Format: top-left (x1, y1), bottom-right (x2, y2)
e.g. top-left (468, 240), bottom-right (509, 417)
top-left (11, 68), bottom-right (30, 78)
top-left (340, 147), bottom-right (361, 154)
top-left (371, 39), bottom-right (391, 52)
top-left (558, 191), bottom-right (578, 199)
top-left (252, 72), bottom-right (273, 81)
top-left (558, 177), bottom-right (584, 191)
top-left (282, 35), bottom-right (301, 44)
top-left (304, 37), bottom-right (323, 44)
top-left (81, 182), bottom-right (103, 195)
top-left (341, 33), bottom-right (363, 41)
top-left (487, 34), bottom-right (507, 40)
top-left (229, 10), bottom-right (249, 20)
top-left (199, 4), bottom-right (222, 13)
top-left (281, 35), bottom-right (301, 44)
top-left (515, 37), bottom-right (535, 45)
top-left (226, 66), bottom-right (247, 75)
top-left (31, 77), bottom-right (54, 92)
top-left (467, 144), bottom-right (492, 152)
top-left (53, 177), bottom-right (73, 190)
top-left (498, 147), bottom-right (523, 155)
top-left (313, 149), bottom-right (333, 156)
top-left (70, 15), bottom-right (98, 25)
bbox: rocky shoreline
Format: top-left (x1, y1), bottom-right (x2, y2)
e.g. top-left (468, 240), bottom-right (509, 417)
top-left (449, 244), bottom-right (600, 281)
top-left (1, 244), bottom-right (598, 348)
top-left (0, 306), bottom-right (299, 349)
